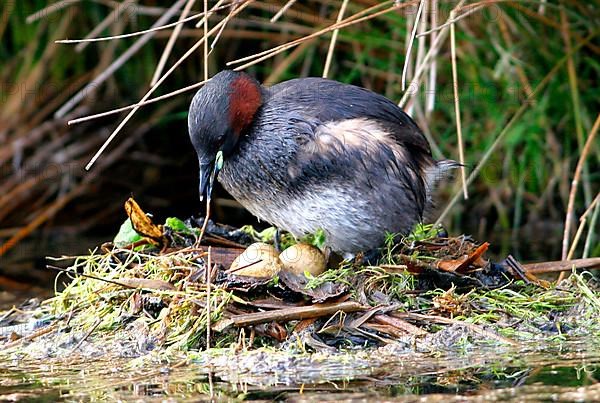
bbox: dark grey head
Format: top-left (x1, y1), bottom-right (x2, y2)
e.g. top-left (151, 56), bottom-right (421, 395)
top-left (188, 70), bottom-right (263, 200)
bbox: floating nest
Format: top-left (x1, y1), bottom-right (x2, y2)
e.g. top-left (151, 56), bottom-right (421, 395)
top-left (1, 199), bottom-right (600, 359)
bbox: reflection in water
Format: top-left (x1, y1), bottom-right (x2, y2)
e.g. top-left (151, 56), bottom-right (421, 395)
top-left (1, 340), bottom-right (599, 401)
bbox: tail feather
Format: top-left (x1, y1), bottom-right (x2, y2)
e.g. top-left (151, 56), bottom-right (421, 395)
top-left (425, 159), bottom-right (460, 189)
top-left (423, 159), bottom-right (460, 220)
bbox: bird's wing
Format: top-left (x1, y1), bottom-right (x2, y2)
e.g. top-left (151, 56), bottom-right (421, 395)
top-left (267, 78), bottom-right (432, 158)
top-left (266, 78), bottom-right (430, 214)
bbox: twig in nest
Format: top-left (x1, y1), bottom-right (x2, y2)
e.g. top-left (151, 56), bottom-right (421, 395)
top-left (392, 311), bottom-right (518, 345)
top-left (213, 301), bottom-right (364, 331)
top-left (71, 319), bottom-right (102, 353)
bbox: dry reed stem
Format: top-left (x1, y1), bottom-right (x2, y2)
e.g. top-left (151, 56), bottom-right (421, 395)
top-left (435, 31), bottom-right (598, 226)
top-left (68, 81), bottom-right (208, 125)
top-left (195, 0), bottom-right (227, 28)
top-left (150, 0), bottom-right (197, 86)
top-left (417, 4), bottom-right (482, 37)
top-left (265, 39), bottom-right (316, 85)
top-left (203, 0), bottom-right (209, 82)
top-left (75, 0), bottom-right (137, 52)
top-left (270, 0), bottom-right (298, 23)
top-left (401, 0), bottom-right (425, 91)
top-left (26, 0), bottom-right (82, 23)
top-left (56, 5), bottom-right (231, 43)
top-left (55, 0), bottom-right (188, 118)
top-left (583, 197), bottom-right (600, 259)
top-left (426, 0), bottom-right (438, 115)
top-left (559, 112), bottom-right (600, 280)
top-left (84, 0), bottom-right (252, 171)
top-left (399, 0), bottom-right (466, 108)
top-left (209, 0), bottom-right (233, 52)
top-left (231, 2), bottom-right (404, 71)
top-left (322, 0), bottom-right (349, 79)
top-left (560, 7), bottom-right (591, 206)
top-left (227, 1), bottom-right (396, 66)
top-left (450, 10), bottom-right (469, 200)
top-left (567, 193), bottom-right (600, 261)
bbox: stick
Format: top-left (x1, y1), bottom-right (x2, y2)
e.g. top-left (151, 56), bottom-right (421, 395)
top-left (206, 246), bottom-right (212, 350)
top-left (522, 257), bottom-right (600, 275)
top-left (212, 301), bottom-right (364, 331)
top-left (372, 314), bottom-right (428, 336)
top-left (46, 265), bottom-right (175, 290)
top-left (71, 319), bottom-right (102, 352)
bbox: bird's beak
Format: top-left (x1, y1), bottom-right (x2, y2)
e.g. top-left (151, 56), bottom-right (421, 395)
top-left (198, 151), bottom-right (224, 202)
top-left (198, 161), bottom-right (213, 202)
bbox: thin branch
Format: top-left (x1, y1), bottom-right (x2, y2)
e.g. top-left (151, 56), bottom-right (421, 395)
top-left (322, 0), bottom-right (349, 78)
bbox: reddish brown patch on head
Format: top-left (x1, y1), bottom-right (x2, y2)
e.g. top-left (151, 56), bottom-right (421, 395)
top-left (229, 75), bottom-right (262, 135)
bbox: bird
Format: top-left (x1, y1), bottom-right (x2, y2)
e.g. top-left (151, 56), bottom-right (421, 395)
top-left (188, 70), bottom-right (455, 254)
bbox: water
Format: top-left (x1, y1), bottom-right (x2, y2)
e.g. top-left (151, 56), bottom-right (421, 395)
top-left (1, 339), bottom-right (599, 401)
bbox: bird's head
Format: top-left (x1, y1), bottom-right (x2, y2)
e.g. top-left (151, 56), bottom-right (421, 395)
top-left (188, 70), bottom-right (263, 201)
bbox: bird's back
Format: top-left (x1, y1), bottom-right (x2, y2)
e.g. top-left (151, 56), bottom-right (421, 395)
top-left (219, 77), bottom-right (442, 253)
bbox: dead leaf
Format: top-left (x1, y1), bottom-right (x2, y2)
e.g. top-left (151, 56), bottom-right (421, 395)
top-left (279, 271), bottom-right (347, 303)
top-left (125, 198), bottom-right (164, 245)
top-left (437, 242), bottom-right (489, 273)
